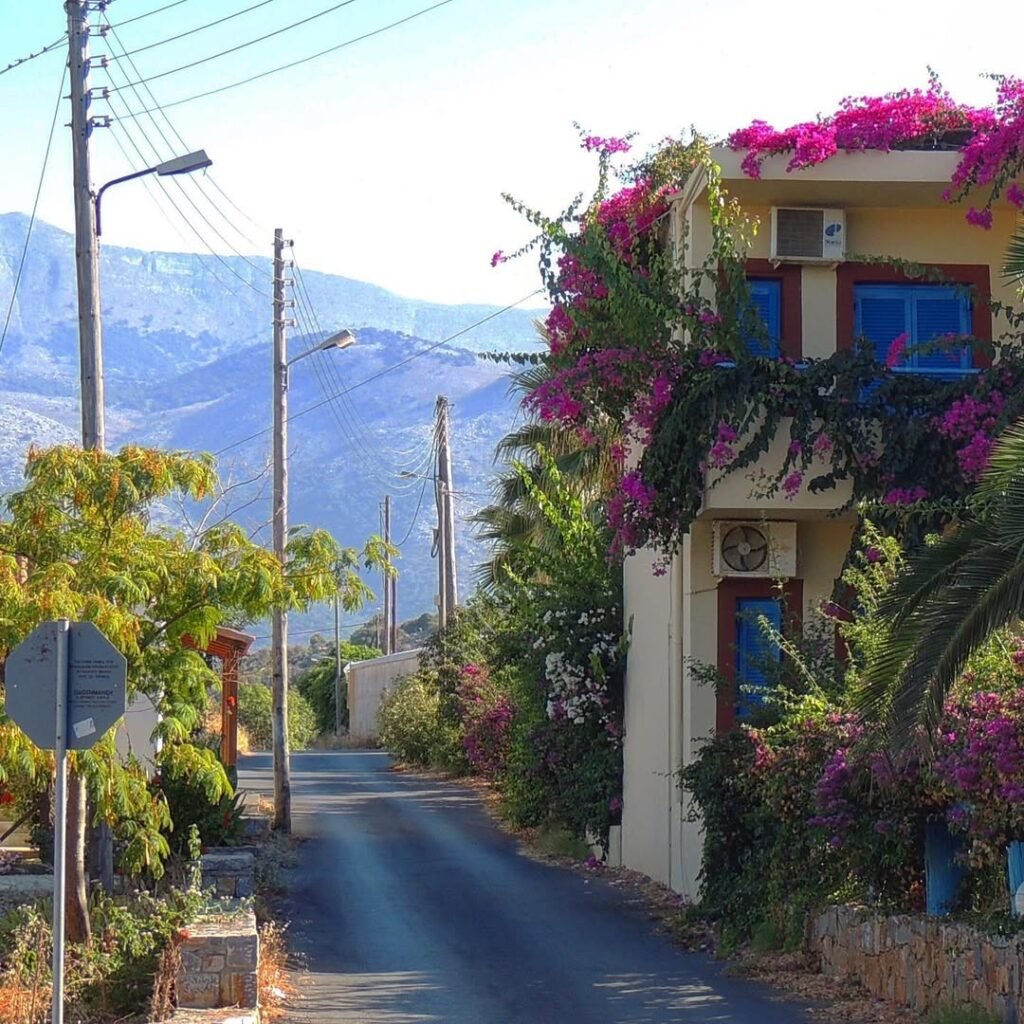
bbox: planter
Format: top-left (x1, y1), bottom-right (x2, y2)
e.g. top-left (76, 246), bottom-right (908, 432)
top-left (1008, 840), bottom-right (1024, 918)
top-left (925, 818), bottom-right (965, 915)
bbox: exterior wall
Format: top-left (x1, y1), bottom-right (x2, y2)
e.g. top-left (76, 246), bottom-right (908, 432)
top-left (620, 151), bottom-right (1022, 896)
top-left (346, 649), bottom-right (422, 740)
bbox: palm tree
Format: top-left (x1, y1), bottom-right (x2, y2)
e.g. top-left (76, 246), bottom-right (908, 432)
top-left (471, 358), bottom-right (619, 589)
top-left (1006, 224), bottom-right (1024, 288)
top-left (856, 420), bottom-right (1024, 745)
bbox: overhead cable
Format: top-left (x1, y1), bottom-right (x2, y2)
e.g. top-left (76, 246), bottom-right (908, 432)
top-left (213, 289), bottom-right (543, 456)
top-left (107, 0), bottom-right (196, 29)
top-left (0, 62), bottom-right (68, 358)
top-left (107, 0), bottom-right (363, 89)
top-left (0, 35), bottom-right (64, 79)
top-left (117, 0), bottom-right (282, 57)
top-left (107, 0), bottom-right (457, 116)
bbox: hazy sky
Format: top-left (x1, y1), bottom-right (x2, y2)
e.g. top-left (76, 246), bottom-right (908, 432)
top-left (1, 0), bottom-right (1020, 311)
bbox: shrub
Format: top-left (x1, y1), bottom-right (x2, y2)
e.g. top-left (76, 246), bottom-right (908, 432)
top-left (158, 748), bottom-right (243, 853)
top-left (237, 683), bottom-right (318, 751)
top-left (457, 664), bottom-right (515, 778)
top-left (377, 674), bottom-right (465, 769)
top-left (295, 642), bottom-right (382, 736)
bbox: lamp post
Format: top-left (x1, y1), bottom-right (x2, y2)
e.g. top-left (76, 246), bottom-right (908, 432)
top-left (95, 149), bottom-right (212, 236)
top-left (271, 257), bottom-right (355, 831)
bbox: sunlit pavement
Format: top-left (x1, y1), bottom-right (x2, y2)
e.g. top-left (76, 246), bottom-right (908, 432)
top-left (239, 751), bottom-right (808, 1024)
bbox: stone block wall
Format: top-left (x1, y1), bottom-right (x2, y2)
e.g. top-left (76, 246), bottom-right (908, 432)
top-left (810, 906), bottom-right (1024, 1023)
top-left (201, 848), bottom-right (255, 899)
top-left (177, 908), bottom-right (259, 1011)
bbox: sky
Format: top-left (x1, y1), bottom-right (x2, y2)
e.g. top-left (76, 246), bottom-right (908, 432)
top-left (1, 0), bottom-right (1021, 310)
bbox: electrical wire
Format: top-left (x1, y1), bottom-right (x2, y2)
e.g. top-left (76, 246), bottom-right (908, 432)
top-left (0, 62), bottom-right (68, 359)
top-left (118, 0), bottom-right (283, 58)
top-left (107, 0), bottom-right (363, 88)
top-left (213, 289), bottom-right (543, 456)
top-left (108, 0), bottom-right (196, 29)
top-left (101, 12), bottom-right (265, 253)
top-left (395, 468), bottom-right (433, 547)
top-left (0, 35), bottom-right (64, 79)
top-left (107, 0), bottom-right (457, 116)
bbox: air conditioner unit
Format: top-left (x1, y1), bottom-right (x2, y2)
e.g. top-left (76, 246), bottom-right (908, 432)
top-left (770, 207), bottom-right (845, 262)
top-left (712, 520), bottom-right (797, 579)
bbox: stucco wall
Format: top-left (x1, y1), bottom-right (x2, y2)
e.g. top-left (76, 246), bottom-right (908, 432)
top-left (347, 649), bottom-right (422, 740)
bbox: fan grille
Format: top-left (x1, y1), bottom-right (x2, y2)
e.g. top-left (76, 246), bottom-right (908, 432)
top-left (720, 525), bottom-right (769, 573)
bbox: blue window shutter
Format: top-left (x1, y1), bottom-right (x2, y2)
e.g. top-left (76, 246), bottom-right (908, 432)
top-left (913, 291), bottom-right (971, 370)
top-left (854, 283), bottom-right (972, 373)
top-left (855, 287), bottom-right (910, 364)
top-left (735, 597), bottom-right (783, 716)
top-left (742, 279), bottom-right (781, 357)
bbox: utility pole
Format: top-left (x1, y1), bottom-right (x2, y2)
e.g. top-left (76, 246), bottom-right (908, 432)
top-left (382, 496), bottom-right (393, 655)
top-left (389, 514), bottom-right (398, 655)
top-left (271, 228), bottom-right (292, 833)
top-left (333, 594), bottom-right (343, 734)
top-left (435, 397), bottom-right (458, 628)
top-left (64, 0), bottom-right (102, 956)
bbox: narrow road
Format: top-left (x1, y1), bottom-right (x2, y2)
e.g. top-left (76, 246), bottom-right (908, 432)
top-left (239, 751), bottom-right (806, 1024)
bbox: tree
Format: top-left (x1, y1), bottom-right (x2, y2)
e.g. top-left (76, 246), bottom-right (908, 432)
top-left (295, 642), bottom-right (381, 735)
top-left (1006, 225), bottom-right (1024, 288)
top-left (857, 421), bottom-right (1024, 744)
top-left (470, 356), bottom-right (619, 589)
top-left (0, 445), bottom-right (386, 942)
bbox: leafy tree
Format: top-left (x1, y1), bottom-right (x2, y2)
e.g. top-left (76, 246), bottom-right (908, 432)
top-left (0, 445), bottom-right (387, 942)
top-left (858, 421), bottom-right (1024, 744)
top-left (295, 642), bottom-right (381, 735)
top-left (237, 683), bottom-right (317, 750)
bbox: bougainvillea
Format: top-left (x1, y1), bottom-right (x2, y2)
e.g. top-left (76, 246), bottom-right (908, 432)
top-left (456, 663), bottom-right (516, 778)
top-left (727, 76), bottom-right (1024, 226)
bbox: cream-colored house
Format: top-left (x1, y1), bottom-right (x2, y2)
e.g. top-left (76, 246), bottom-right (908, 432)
top-left (620, 146), bottom-right (1022, 897)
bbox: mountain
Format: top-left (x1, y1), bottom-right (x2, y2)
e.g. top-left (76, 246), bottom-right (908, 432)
top-left (0, 213), bottom-right (545, 643)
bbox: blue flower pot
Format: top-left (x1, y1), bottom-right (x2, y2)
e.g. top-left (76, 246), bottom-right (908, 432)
top-left (925, 819), bottom-right (965, 916)
top-left (1008, 841), bottom-right (1024, 918)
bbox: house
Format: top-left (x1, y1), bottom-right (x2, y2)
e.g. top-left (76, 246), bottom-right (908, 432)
top-left (620, 145), bottom-right (1023, 897)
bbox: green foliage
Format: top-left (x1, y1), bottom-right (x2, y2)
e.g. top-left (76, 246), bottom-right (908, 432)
top-left (295, 642), bottom-right (381, 735)
top-left (0, 887), bottom-right (204, 1018)
top-left (532, 822), bottom-right (591, 860)
top-left (377, 674), bottom-right (453, 768)
top-left (158, 743), bottom-right (242, 854)
top-left (237, 683), bottom-right (317, 751)
top-left (927, 1005), bottom-right (1002, 1024)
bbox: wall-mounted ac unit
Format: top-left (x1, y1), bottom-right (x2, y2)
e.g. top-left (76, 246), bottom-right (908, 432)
top-left (770, 207), bottom-right (845, 262)
top-left (712, 521), bottom-right (797, 579)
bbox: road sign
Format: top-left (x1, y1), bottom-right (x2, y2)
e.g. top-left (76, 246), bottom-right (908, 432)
top-left (6, 621), bottom-right (127, 751)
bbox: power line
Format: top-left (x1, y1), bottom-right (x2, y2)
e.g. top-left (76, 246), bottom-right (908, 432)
top-left (0, 62), bottom-right (68, 359)
top-left (396, 467), bottom-right (433, 547)
top-left (101, 12), bottom-right (265, 253)
top-left (118, 0), bottom-right (282, 57)
top-left (108, 0), bottom-right (196, 29)
top-left (0, 35), bottom-right (64, 79)
top-left (213, 289), bottom-right (543, 456)
top-left (107, 0), bottom-right (363, 89)
top-left (108, 0), bottom-right (457, 116)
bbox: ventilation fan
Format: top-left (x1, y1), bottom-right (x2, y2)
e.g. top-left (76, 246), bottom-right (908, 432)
top-left (712, 521), bottom-right (798, 578)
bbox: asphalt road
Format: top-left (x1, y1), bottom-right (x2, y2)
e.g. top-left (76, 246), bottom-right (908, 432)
top-left (238, 751), bottom-right (807, 1024)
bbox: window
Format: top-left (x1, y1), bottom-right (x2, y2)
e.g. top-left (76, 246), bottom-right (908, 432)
top-left (735, 596), bottom-right (782, 717)
top-left (742, 278), bottom-right (782, 358)
top-left (854, 283), bottom-right (973, 374)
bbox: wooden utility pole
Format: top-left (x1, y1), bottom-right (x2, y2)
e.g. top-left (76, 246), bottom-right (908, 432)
top-left (271, 228), bottom-right (292, 832)
top-left (389, 514), bottom-right (398, 655)
top-left (435, 397), bottom-right (458, 628)
top-left (65, 0), bottom-right (99, 952)
top-left (382, 496), bottom-right (393, 654)
top-left (333, 594), bottom-right (343, 734)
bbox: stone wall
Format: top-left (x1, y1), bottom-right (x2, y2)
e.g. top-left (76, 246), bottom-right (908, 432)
top-left (810, 906), bottom-right (1024, 1023)
top-left (177, 907), bottom-right (259, 1011)
top-left (200, 848), bottom-right (255, 899)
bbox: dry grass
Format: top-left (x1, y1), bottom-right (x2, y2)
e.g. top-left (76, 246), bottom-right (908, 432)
top-left (257, 921), bottom-right (296, 1022)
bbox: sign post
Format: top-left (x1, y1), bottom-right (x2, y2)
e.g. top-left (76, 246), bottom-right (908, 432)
top-left (5, 620), bottom-right (127, 1024)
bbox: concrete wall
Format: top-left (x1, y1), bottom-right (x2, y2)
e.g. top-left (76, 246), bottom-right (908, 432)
top-left (347, 649), bottom-right (422, 740)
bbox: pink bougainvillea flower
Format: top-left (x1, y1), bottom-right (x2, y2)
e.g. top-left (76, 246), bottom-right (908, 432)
top-left (966, 207), bottom-right (994, 229)
top-left (782, 471), bottom-right (803, 498)
top-left (885, 332), bottom-right (908, 368)
top-left (1007, 182), bottom-right (1024, 208)
top-left (864, 546), bottom-right (882, 564)
top-left (490, 250), bottom-right (507, 267)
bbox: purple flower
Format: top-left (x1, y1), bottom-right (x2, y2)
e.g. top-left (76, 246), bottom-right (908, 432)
top-left (864, 546), bottom-right (882, 564)
top-left (966, 207), bottom-right (993, 229)
top-left (490, 250), bottom-right (507, 267)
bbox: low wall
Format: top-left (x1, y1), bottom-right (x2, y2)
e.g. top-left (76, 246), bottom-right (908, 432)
top-left (346, 649), bottom-right (422, 739)
top-left (810, 906), bottom-right (1024, 1023)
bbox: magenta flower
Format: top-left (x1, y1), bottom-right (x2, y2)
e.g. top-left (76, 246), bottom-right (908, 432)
top-left (490, 250), bottom-right (507, 267)
top-left (1007, 182), bottom-right (1024, 208)
top-left (966, 207), bottom-right (993, 229)
top-left (782, 471), bottom-right (803, 498)
top-left (864, 546), bottom-right (882, 563)
top-left (885, 332), bottom-right (908, 368)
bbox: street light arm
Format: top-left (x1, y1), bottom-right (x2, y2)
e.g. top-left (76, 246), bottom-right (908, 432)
top-left (95, 168), bottom-right (156, 236)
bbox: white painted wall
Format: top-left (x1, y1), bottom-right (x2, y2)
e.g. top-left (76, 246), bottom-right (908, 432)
top-left (346, 649), bottom-right (422, 740)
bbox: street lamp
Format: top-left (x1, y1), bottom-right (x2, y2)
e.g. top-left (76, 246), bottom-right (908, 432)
top-left (95, 149), bottom-right (212, 236)
top-left (271, 319), bottom-right (356, 831)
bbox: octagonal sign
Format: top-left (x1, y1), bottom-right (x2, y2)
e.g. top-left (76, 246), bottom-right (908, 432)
top-left (5, 621), bottom-right (127, 751)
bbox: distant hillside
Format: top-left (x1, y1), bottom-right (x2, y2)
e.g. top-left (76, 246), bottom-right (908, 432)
top-left (0, 214), bottom-right (545, 638)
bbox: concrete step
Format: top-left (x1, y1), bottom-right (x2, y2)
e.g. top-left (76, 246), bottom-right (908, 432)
top-left (176, 903), bottom-right (259, 1011)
